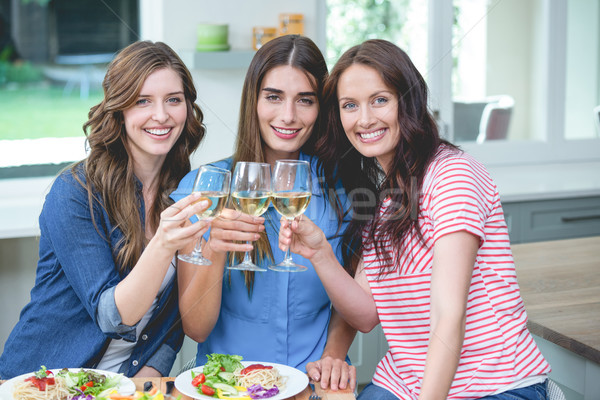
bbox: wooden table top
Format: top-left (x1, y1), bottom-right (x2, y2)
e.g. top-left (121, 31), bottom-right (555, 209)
top-left (0, 377), bottom-right (356, 400)
top-left (131, 377), bottom-right (356, 400)
top-left (511, 236), bottom-right (600, 364)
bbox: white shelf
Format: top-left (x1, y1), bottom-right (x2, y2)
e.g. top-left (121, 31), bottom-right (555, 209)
top-left (179, 49), bottom-right (256, 70)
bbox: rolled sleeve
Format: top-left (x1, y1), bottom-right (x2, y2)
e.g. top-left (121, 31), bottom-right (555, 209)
top-left (144, 342), bottom-right (178, 377)
top-left (97, 286), bottom-right (137, 341)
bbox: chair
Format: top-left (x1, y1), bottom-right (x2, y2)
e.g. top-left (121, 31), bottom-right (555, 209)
top-left (453, 101), bottom-right (488, 141)
top-left (547, 379), bottom-right (566, 400)
top-left (476, 95), bottom-right (514, 143)
top-left (178, 357), bottom-right (197, 375)
top-left (593, 105), bottom-right (600, 137)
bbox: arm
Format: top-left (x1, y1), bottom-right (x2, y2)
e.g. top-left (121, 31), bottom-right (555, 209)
top-left (307, 308), bottom-right (357, 391)
top-left (178, 208), bottom-right (264, 342)
top-left (279, 216), bottom-right (379, 332)
top-left (43, 176), bottom-right (206, 338)
top-left (418, 231), bottom-right (478, 400)
top-left (113, 193), bottom-right (211, 325)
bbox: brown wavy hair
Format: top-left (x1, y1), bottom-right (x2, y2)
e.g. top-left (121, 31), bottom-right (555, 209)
top-left (74, 40), bottom-right (206, 272)
top-left (231, 34), bottom-right (329, 291)
top-left (317, 39), bottom-right (457, 277)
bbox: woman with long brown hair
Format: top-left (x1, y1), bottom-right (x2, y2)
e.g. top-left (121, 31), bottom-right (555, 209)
top-left (173, 34), bottom-right (357, 391)
top-left (280, 39), bottom-right (551, 399)
top-left (0, 41), bottom-right (209, 379)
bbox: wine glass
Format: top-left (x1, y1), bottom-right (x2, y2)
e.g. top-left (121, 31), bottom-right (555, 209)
top-left (229, 162), bottom-right (272, 271)
top-left (270, 159), bottom-right (312, 272)
top-left (177, 165), bottom-right (231, 266)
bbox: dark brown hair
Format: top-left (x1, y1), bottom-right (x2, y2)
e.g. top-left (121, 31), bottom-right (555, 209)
top-left (75, 40), bottom-right (205, 272)
top-left (317, 39), bottom-right (456, 276)
top-left (231, 34), bottom-right (329, 290)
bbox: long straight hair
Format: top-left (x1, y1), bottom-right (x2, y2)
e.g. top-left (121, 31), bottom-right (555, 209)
top-left (317, 39), bottom-right (457, 276)
top-left (231, 34), bottom-right (328, 291)
top-left (76, 41), bottom-right (205, 272)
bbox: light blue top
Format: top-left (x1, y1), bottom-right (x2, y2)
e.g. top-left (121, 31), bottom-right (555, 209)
top-left (170, 152), bottom-right (350, 370)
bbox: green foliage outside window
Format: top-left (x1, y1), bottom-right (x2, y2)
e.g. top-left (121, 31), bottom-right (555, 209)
top-left (326, 0), bottom-right (409, 65)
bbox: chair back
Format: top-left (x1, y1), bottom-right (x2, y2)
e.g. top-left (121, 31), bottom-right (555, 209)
top-left (477, 95), bottom-right (514, 143)
top-left (547, 379), bottom-right (566, 400)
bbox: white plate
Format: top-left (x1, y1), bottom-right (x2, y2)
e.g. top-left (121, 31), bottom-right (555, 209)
top-left (0, 368), bottom-right (136, 399)
top-left (174, 361), bottom-right (309, 400)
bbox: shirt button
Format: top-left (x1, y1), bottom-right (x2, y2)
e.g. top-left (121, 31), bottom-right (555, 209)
top-left (141, 334), bottom-right (148, 341)
top-left (132, 360), bottom-right (139, 366)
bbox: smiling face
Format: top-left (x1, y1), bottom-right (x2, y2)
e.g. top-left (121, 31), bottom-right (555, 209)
top-left (122, 67), bottom-right (187, 167)
top-left (337, 64), bottom-right (400, 174)
top-left (256, 65), bottom-right (319, 165)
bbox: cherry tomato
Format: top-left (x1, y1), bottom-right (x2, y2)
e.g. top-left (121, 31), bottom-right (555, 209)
top-left (201, 384), bottom-right (216, 396)
top-left (191, 373), bottom-right (206, 387)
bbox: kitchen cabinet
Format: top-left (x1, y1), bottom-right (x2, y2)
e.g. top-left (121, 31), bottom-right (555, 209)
top-left (503, 196), bottom-right (600, 243)
top-left (348, 325), bottom-right (388, 385)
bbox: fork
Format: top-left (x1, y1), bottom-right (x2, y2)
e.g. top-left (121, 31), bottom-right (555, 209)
top-left (308, 382), bottom-right (322, 400)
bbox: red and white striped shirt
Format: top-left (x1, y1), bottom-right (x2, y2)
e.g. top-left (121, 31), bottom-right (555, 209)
top-left (363, 147), bottom-right (550, 399)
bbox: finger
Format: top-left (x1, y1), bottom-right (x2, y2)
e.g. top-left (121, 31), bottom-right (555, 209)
top-left (208, 240), bottom-right (254, 253)
top-left (319, 363), bottom-right (331, 390)
top-left (348, 365), bottom-right (357, 392)
top-left (163, 197), bottom-right (210, 226)
top-left (211, 228), bottom-right (262, 243)
top-left (211, 216), bottom-right (265, 234)
top-left (306, 361), bottom-right (321, 383)
top-left (332, 363), bottom-right (346, 391)
top-left (162, 192), bottom-right (205, 219)
top-left (220, 208), bottom-right (265, 224)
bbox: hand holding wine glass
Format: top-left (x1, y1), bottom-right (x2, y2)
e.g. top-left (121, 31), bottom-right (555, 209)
top-left (177, 165), bottom-right (231, 266)
top-left (270, 159), bottom-right (312, 272)
top-left (229, 162), bottom-right (272, 271)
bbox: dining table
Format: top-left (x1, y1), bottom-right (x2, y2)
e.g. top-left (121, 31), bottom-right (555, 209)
top-left (129, 377), bottom-right (356, 400)
top-left (511, 235), bottom-right (600, 364)
top-left (0, 376), bottom-right (357, 400)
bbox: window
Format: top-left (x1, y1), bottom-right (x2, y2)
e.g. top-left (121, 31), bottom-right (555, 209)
top-left (0, 0), bottom-right (138, 176)
top-left (326, 0), bottom-right (600, 165)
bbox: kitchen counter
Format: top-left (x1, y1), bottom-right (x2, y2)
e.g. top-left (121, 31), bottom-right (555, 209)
top-left (512, 236), bottom-right (600, 364)
top-left (1, 161), bottom-right (599, 239)
top-left (488, 161), bottom-right (600, 203)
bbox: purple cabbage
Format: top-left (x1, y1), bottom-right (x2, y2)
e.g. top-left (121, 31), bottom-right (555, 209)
top-left (247, 384), bottom-right (279, 399)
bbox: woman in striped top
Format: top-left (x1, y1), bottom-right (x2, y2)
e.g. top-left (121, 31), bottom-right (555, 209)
top-left (280, 39), bottom-right (551, 399)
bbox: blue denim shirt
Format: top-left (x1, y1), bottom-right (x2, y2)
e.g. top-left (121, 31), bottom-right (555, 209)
top-left (171, 153), bottom-right (350, 370)
top-left (0, 166), bottom-right (184, 379)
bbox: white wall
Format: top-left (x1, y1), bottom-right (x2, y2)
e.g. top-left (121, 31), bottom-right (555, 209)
top-left (486, 0), bottom-right (535, 141)
top-left (139, 0), bottom-right (322, 168)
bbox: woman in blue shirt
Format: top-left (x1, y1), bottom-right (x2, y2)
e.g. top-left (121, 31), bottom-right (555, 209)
top-left (0, 41), bottom-right (210, 379)
top-left (172, 35), bottom-right (356, 391)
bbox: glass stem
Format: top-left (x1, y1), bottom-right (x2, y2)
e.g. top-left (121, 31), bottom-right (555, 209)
top-left (191, 237), bottom-right (203, 258)
top-left (284, 217), bottom-right (294, 263)
top-left (242, 243), bottom-right (252, 264)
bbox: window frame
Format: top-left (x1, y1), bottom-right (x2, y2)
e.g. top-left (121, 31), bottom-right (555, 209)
top-left (429, 0), bottom-right (600, 166)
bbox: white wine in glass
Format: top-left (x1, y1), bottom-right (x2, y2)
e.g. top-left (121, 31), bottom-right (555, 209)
top-left (177, 165), bottom-right (231, 266)
top-left (229, 162), bottom-right (271, 271)
top-left (270, 159), bottom-right (312, 272)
